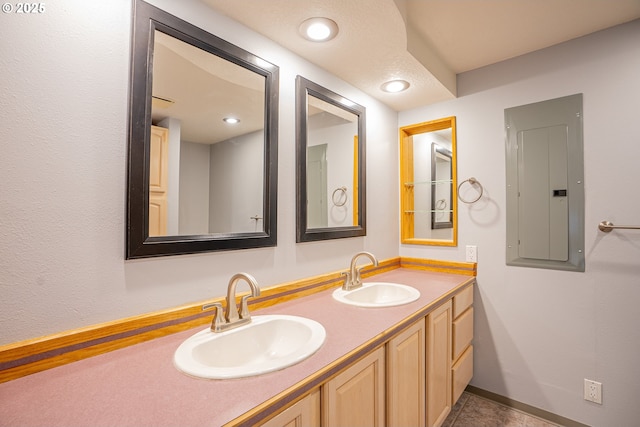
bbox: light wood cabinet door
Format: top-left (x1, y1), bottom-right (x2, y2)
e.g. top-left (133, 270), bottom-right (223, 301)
top-left (258, 389), bottom-right (320, 427)
top-left (323, 346), bottom-right (385, 427)
top-left (148, 125), bottom-right (169, 236)
top-left (452, 345), bottom-right (473, 404)
top-left (427, 300), bottom-right (452, 427)
top-left (387, 320), bottom-right (426, 427)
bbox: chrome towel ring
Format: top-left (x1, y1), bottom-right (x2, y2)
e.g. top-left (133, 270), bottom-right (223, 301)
top-left (458, 177), bottom-right (483, 204)
top-left (332, 187), bottom-right (348, 207)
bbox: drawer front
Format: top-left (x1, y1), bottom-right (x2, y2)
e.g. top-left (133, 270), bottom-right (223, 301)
top-left (452, 307), bottom-right (473, 361)
top-left (453, 285), bottom-right (473, 319)
top-left (452, 345), bottom-right (473, 404)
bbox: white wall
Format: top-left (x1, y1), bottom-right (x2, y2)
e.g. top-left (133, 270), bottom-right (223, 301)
top-left (209, 130), bottom-right (264, 233)
top-left (179, 140), bottom-right (210, 234)
top-left (0, 0), bottom-right (398, 344)
top-left (400, 20), bottom-right (640, 427)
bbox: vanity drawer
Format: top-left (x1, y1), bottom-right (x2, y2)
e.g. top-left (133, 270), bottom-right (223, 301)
top-left (452, 307), bottom-right (473, 361)
top-left (452, 345), bottom-right (473, 404)
top-left (453, 285), bottom-right (473, 318)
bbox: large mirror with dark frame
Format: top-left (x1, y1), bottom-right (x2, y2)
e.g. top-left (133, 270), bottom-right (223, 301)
top-left (127, 0), bottom-right (279, 259)
top-left (295, 76), bottom-right (366, 242)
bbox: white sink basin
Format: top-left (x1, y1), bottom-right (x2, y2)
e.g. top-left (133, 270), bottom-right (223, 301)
top-left (332, 282), bottom-right (420, 307)
top-left (174, 315), bottom-right (326, 379)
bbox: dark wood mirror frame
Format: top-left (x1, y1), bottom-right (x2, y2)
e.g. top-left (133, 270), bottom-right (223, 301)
top-left (127, 0), bottom-right (279, 259)
top-left (295, 76), bottom-right (366, 243)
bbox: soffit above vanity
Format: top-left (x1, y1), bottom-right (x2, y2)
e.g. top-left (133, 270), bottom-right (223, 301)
top-left (203, 0), bottom-right (640, 112)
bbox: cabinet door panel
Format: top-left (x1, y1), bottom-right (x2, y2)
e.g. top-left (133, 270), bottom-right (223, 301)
top-left (323, 347), bottom-right (385, 427)
top-left (452, 345), bottom-right (473, 404)
top-left (387, 320), bottom-right (426, 427)
top-left (258, 389), bottom-right (320, 427)
top-left (427, 300), bottom-right (452, 427)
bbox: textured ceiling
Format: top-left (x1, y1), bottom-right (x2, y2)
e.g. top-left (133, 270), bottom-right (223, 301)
top-left (203, 0), bottom-right (640, 111)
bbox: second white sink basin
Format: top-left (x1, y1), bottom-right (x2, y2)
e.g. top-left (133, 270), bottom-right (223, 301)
top-left (174, 315), bottom-right (326, 379)
top-left (332, 282), bottom-right (420, 307)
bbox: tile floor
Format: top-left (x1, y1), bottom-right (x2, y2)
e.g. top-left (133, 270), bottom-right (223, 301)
top-left (443, 392), bottom-right (562, 427)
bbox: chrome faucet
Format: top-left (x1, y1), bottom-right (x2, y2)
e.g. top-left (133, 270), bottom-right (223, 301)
top-left (202, 272), bottom-right (261, 332)
top-left (342, 251), bottom-right (379, 291)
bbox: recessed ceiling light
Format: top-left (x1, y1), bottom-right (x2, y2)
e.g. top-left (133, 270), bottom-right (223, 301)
top-left (381, 79), bottom-right (410, 93)
top-left (299, 17), bottom-right (339, 42)
top-left (223, 117), bottom-right (240, 124)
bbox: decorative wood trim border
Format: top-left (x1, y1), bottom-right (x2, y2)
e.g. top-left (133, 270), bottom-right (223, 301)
top-left (0, 256), bottom-right (471, 384)
top-left (401, 257), bottom-right (477, 276)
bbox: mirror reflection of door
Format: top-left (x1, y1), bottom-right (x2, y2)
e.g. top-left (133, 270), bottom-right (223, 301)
top-left (150, 30), bottom-right (266, 237)
top-left (306, 95), bottom-right (358, 229)
top-left (307, 144), bottom-right (328, 228)
top-left (148, 126), bottom-right (169, 236)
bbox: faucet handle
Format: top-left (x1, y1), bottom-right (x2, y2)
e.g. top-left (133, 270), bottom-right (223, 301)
top-left (239, 295), bottom-right (252, 319)
top-left (341, 271), bottom-right (353, 290)
top-left (203, 302), bottom-right (226, 332)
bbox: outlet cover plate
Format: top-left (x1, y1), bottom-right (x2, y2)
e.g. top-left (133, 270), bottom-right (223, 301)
top-left (466, 245), bottom-right (477, 262)
top-left (584, 379), bottom-right (602, 404)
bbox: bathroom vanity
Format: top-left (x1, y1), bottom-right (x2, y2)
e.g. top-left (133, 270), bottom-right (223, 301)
top-left (0, 268), bottom-right (474, 427)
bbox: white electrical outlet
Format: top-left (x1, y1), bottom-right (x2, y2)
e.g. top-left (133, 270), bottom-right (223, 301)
top-left (465, 245), bottom-right (477, 262)
top-left (584, 379), bottom-right (602, 404)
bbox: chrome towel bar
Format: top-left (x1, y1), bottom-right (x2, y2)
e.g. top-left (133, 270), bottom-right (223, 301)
top-left (598, 220), bottom-right (640, 233)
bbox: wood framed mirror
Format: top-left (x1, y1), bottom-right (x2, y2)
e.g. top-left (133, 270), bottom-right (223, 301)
top-left (295, 76), bottom-right (366, 242)
top-left (127, 0), bottom-right (279, 259)
top-left (400, 117), bottom-right (458, 246)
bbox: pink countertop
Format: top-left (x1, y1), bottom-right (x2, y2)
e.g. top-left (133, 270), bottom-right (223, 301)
top-left (0, 269), bottom-right (473, 427)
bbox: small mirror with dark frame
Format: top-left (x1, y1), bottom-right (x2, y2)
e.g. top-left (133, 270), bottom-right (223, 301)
top-left (295, 76), bottom-right (366, 242)
top-left (126, 0), bottom-right (279, 259)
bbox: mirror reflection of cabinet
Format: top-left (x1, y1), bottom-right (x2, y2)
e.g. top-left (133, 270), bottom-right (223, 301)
top-left (295, 76), bottom-right (366, 242)
top-left (400, 117), bottom-right (457, 246)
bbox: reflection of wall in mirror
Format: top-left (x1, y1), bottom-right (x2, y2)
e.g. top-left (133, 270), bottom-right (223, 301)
top-left (433, 152), bottom-right (451, 225)
top-left (308, 115), bottom-right (357, 227)
top-left (209, 130), bottom-right (264, 233)
top-left (412, 132), bottom-right (452, 239)
top-left (176, 129), bottom-right (264, 235)
top-left (179, 139), bottom-right (209, 234)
